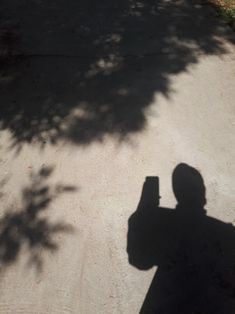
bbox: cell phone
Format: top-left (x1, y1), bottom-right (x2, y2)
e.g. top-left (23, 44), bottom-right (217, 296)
top-left (141, 176), bottom-right (160, 206)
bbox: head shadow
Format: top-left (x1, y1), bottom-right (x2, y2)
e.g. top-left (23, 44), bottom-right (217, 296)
top-left (172, 162), bottom-right (207, 211)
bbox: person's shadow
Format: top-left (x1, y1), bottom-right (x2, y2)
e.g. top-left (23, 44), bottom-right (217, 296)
top-left (127, 163), bottom-right (235, 313)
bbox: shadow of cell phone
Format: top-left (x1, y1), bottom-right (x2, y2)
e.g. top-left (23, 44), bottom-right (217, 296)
top-left (139, 176), bottom-right (160, 208)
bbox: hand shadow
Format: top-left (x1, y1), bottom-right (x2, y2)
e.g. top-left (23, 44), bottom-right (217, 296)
top-left (127, 163), bottom-right (235, 313)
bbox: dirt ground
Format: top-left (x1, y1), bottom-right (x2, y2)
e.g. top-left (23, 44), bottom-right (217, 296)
top-left (0, 1), bottom-right (235, 313)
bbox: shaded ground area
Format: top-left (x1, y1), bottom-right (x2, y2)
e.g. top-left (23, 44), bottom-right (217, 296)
top-left (0, 166), bottom-right (75, 272)
top-left (0, 0), bottom-right (234, 149)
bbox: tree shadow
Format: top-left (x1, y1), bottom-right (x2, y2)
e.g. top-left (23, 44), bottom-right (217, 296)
top-left (127, 164), bottom-right (235, 313)
top-left (0, 0), bottom-right (234, 149)
top-left (0, 166), bottom-right (76, 272)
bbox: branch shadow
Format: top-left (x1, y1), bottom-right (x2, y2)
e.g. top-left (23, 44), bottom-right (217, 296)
top-left (0, 0), bottom-right (234, 150)
top-left (0, 166), bottom-right (76, 272)
top-left (127, 164), bottom-right (235, 313)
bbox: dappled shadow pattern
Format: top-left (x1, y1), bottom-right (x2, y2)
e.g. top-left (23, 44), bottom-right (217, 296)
top-left (0, 0), bottom-right (234, 149)
top-left (127, 164), bottom-right (235, 313)
top-left (0, 166), bottom-right (75, 271)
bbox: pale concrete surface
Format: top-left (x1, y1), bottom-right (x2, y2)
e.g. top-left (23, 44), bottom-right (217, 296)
top-left (0, 1), bottom-right (235, 313)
